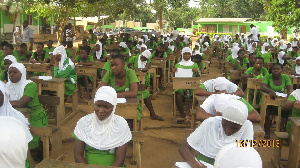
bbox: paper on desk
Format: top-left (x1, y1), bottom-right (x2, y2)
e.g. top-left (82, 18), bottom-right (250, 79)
top-left (117, 98), bottom-right (127, 103)
top-left (38, 76), bottom-right (52, 80)
top-left (175, 160), bottom-right (214, 168)
top-left (291, 75), bottom-right (300, 78)
top-left (175, 68), bottom-right (193, 77)
top-left (276, 92), bottom-right (287, 98)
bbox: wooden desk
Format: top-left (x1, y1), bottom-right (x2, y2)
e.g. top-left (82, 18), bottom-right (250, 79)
top-left (290, 76), bottom-right (300, 88)
top-left (75, 65), bottom-right (98, 99)
top-left (135, 71), bottom-right (147, 85)
top-left (23, 63), bottom-right (53, 76)
top-left (36, 158), bottom-right (120, 168)
top-left (30, 77), bottom-right (77, 126)
top-left (151, 59), bottom-right (168, 89)
top-left (288, 117), bottom-right (300, 168)
top-left (15, 108), bottom-right (31, 119)
top-left (93, 61), bottom-right (106, 69)
top-left (260, 91), bottom-right (287, 131)
top-left (115, 98), bottom-right (139, 131)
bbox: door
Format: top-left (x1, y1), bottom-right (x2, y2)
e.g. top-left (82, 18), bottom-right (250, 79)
top-left (232, 26), bottom-right (238, 35)
top-left (240, 26), bottom-right (246, 34)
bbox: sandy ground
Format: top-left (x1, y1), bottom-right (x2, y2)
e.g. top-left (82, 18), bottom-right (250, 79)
top-left (47, 37), bottom-right (290, 168)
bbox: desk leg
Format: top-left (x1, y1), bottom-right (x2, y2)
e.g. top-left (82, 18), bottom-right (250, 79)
top-left (260, 96), bottom-right (267, 129)
top-left (57, 84), bottom-right (65, 126)
top-left (288, 121), bottom-right (300, 168)
top-left (276, 106), bottom-right (282, 132)
top-left (92, 74), bottom-right (97, 99)
top-left (152, 69), bottom-right (157, 99)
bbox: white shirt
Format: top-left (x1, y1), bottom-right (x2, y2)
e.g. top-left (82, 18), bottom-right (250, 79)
top-left (250, 27), bottom-right (259, 41)
top-left (66, 29), bottom-right (73, 41)
top-left (21, 26), bottom-right (33, 43)
top-left (171, 30), bottom-right (179, 40)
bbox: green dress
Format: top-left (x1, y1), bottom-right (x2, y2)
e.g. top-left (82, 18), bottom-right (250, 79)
top-left (174, 42), bottom-right (183, 50)
top-left (13, 50), bottom-right (32, 61)
top-left (287, 51), bottom-right (299, 59)
top-left (66, 48), bottom-right (72, 58)
top-left (286, 94), bottom-right (300, 135)
top-left (226, 55), bottom-right (249, 70)
top-left (53, 59), bottom-right (77, 97)
top-left (24, 82), bottom-right (49, 149)
top-left (150, 51), bottom-right (167, 60)
top-left (121, 48), bottom-right (131, 63)
top-left (43, 47), bottom-right (55, 59)
top-left (88, 34), bottom-right (98, 44)
top-left (0, 52), bottom-right (5, 71)
top-left (262, 74), bottom-right (292, 93)
top-left (147, 42), bottom-right (158, 50)
top-left (102, 69), bottom-right (142, 121)
top-left (256, 52), bottom-right (272, 63)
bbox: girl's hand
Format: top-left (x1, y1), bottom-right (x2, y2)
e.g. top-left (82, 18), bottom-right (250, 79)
top-left (294, 101), bottom-right (300, 109)
top-left (192, 68), bottom-right (199, 73)
top-left (173, 68), bottom-right (178, 72)
top-left (269, 91), bottom-right (277, 99)
top-left (191, 161), bottom-right (207, 168)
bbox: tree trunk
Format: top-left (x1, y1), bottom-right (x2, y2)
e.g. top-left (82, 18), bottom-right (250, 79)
top-left (159, 9), bottom-right (163, 33)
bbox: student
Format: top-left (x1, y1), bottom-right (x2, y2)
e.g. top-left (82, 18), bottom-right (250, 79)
top-left (101, 49), bottom-right (121, 79)
top-left (127, 50), bottom-right (164, 121)
top-left (7, 63), bottom-right (48, 162)
top-left (150, 43), bottom-right (167, 60)
top-left (75, 48), bottom-right (94, 99)
top-left (283, 89), bottom-right (300, 135)
top-left (193, 42), bottom-right (202, 54)
top-left (168, 40), bottom-right (175, 52)
top-left (173, 47), bottom-right (200, 120)
top-left (0, 40), bottom-right (9, 56)
top-left (53, 45), bottom-right (77, 98)
top-left (228, 48), bottom-right (249, 70)
top-left (13, 43), bottom-right (32, 61)
top-left (243, 57), bottom-right (268, 79)
top-left (1, 43), bottom-right (14, 71)
top-left (261, 63), bottom-right (293, 138)
top-left (91, 42), bottom-right (105, 61)
top-left (247, 53), bottom-right (256, 68)
top-left (278, 39), bottom-right (287, 52)
top-left (179, 100), bottom-right (254, 166)
top-left (286, 42), bottom-right (292, 53)
top-left (192, 51), bottom-right (206, 74)
top-left (77, 39), bottom-right (91, 55)
top-left (61, 41), bottom-right (72, 57)
top-left (276, 51), bottom-right (291, 67)
top-left (248, 42), bottom-right (258, 54)
top-left (271, 38), bottom-right (278, 48)
top-left (222, 43), bottom-right (232, 57)
top-left (163, 41), bottom-right (173, 54)
top-left (30, 42), bottom-right (49, 63)
top-left (174, 38), bottom-right (183, 50)
top-left (146, 38), bottom-right (158, 50)
top-left (194, 77), bottom-right (244, 97)
top-left (214, 143), bottom-right (262, 168)
top-left (88, 29), bottom-right (97, 44)
top-left (266, 36), bottom-right (272, 46)
top-left (0, 55), bottom-right (18, 82)
top-left (202, 42), bottom-right (209, 52)
top-left (135, 38), bottom-right (144, 51)
top-left (256, 42), bottom-right (272, 63)
top-left (119, 42), bottom-right (131, 63)
top-left (292, 36), bottom-right (298, 47)
top-left (287, 46), bottom-right (299, 59)
top-left (291, 57), bottom-right (300, 76)
top-left (73, 86), bottom-right (131, 166)
top-left (232, 34), bottom-right (240, 43)
top-left (43, 40), bottom-right (55, 59)
top-left (196, 93), bottom-right (261, 123)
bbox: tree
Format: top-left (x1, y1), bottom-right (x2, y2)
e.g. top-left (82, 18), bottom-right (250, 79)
top-left (165, 6), bottom-right (202, 28)
top-left (266, 0), bottom-right (300, 34)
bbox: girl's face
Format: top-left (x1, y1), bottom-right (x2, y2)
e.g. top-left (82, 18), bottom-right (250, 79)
top-left (170, 41), bottom-right (174, 45)
top-left (95, 44), bottom-right (100, 51)
top-left (36, 44), bottom-right (43, 52)
top-left (82, 40), bottom-right (88, 46)
top-left (138, 41), bottom-right (142, 45)
top-left (4, 59), bottom-right (13, 71)
top-left (8, 67), bottom-right (22, 83)
top-left (264, 45), bottom-right (269, 51)
top-left (254, 59), bottom-right (263, 69)
top-left (252, 43), bottom-right (256, 47)
top-left (55, 54), bottom-right (62, 62)
top-left (296, 59), bottom-right (300, 66)
top-left (141, 47), bottom-right (146, 53)
top-left (238, 51), bottom-right (245, 59)
top-left (140, 55), bottom-right (147, 62)
top-left (157, 46), bottom-right (163, 52)
top-left (249, 55), bottom-right (256, 64)
top-left (195, 45), bottom-right (199, 50)
top-left (79, 50), bottom-right (88, 60)
top-left (20, 46), bottom-right (27, 53)
top-left (183, 52), bottom-right (191, 61)
top-left (222, 119), bottom-right (242, 136)
top-left (271, 64), bottom-right (282, 77)
top-left (203, 44), bottom-right (207, 48)
top-left (111, 58), bottom-right (125, 75)
top-left (3, 46), bottom-right (12, 56)
top-left (94, 100), bottom-right (114, 121)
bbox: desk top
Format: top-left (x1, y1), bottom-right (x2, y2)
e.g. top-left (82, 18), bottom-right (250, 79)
top-left (290, 117), bottom-right (300, 127)
top-left (117, 98), bottom-right (139, 104)
top-left (36, 159), bottom-right (120, 168)
top-left (31, 76), bottom-right (66, 83)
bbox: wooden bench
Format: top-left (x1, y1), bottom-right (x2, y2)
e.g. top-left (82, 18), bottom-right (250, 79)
top-left (271, 131), bottom-right (289, 168)
top-left (245, 78), bottom-right (262, 109)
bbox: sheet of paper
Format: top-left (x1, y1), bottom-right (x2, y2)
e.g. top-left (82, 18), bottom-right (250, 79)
top-left (175, 68), bottom-right (193, 77)
top-left (38, 76), bottom-right (52, 80)
top-left (276, 92), bottom-right (287, 98)
top-left (175, 160), bottom-right (214, 168)
top-left (117, 98), bottom-right (127, 103)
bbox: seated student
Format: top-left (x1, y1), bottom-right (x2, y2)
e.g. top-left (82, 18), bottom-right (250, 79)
top-left (179, 100), bottom-right (254, 166)
top-left (256, 42), bottom-right (273, 63)
top-left (214, 143), bottom-right (262, 168)
top-left (126, 40), bottom-right (136, 53)
top-left (150, 43), bottom-right (167, 60)
top-left (1, 43), bottom-right (14, 71)
top-left (53, 45), bottom-right (77, 98)
top-left (101, 49), bottom-right (121, 79)
top-left (261, 63), bottom-right (293, 138)
top-left (73, 86), bottom-right (132, 166)
top-left (286, 42), bottom-right (292, 53)
top-left (75, 48), bottom-right (94, 99)
top-left (127, 50), bottom-right (164, 121)
top-left (202, 42), bottom-right (210, 52)
top-left (130, 44), bottom-right (147, 61)
top-left (227, 48), bottom-right (249, 70)
top-left (13, 43), bottom-right (32, 61)
top-left (147, 37), bottom-right (158, 50)
top-left (30, 42), bottom-right (49, 63)
top-left (88, 29), bottom-right (97, 44)
top-left (266, 36), bottom-right (272, 46)
top-left (7, 63), bottom-right (48, 162)
top-left (163, 41), bottom-right (173, 54)
top-left (0, 116), bottom-right (30, 168)
top-left (247, 53), bottom-right (256, 68)
top-left (278, 39), bottom-right (287, 52)
top-left (0, 55), bottom-right (18, 82)
top-left (287, 46), bottom-right (299, 59)
top-left (283, 89), bottom-right (300, 136)
top-left (192, 51), bottom-right (206, 74)
top-left (173, 47), bottom-right (200, 120)
top-left (108, 35), bottom-right (116, 44)
top-left (174, 38), bottom-right (184, 50)
top-left (61, 41), bottom-right (72, 57)
top-left (232, 34), bottom-right (240, 44)
top-left (119, 42), bottom-right (131, 63)
top-left (194, 76), bottom-right (244, 97)
top-left (197, 93), bottom-right (261, 123)
top-left (168, 40), bottom-right (175, 53)
top-left (77, 39), bottom-right (91, 55)
top-left (275, 51), bottom-right (292, 67)
top-left (291, 57), bottom-right (300, 76)
top-left (271, 38), bottom-right (278, 48)
top-left (43, 40), bottom-right (55, 59)
top-left (0, 40), bottom-right (9, 56)
top-left (135, 38), bottom-right (144, 51)
top-left (248, 42), bottom-right (259, 54)
top-left (157, 35), bottom-right (163, 45)
top-left (292, 36), bottom-right (299, 47)
top-left (91, 42), bottom-right (105, 61)
top-left (222, 43), bottom-right (232, 56)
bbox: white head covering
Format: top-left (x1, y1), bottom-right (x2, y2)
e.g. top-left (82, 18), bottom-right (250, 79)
top-left (213, 94), bottom-right (240, 113)
top-left (53, 45), bottom-right (75, 71)
top-left (143, 35), bottom-right (148, 42)
top-left (138, 38), bottom-right (144, 43)
top-left (295, 57), bottom-right (300, 74)
top-left (261, 42), bottom-right (269, 54)
top-left (248, 42), bottom-right (256, 54)
top-left (168, 40), bottom-right (175, 52)
top-left (232, 43), bottom-right (239, 47)
top-left (214, 143), bottom-right (262, 168)
top-left (222, 99), bottom-right (248, 125)
top-left (4, 55), bottom-right (18, 64)
top-left (287, 43), bottom-right (293, 52)
top-left (213, 77), bottom-right (238, 92)
top-left (194, 42), bottom-right (201, 52)
top-left (74, 86), bottom-right (132, 150)
top-left (292, 37), bottom-right (298, 47)
top-left (203, 42), bottom-right (209, 51)
top-left (0, 81), bottom-right (32, 143)
top-left (140, 44), bottom-right (147, 52)
top-left (271, 38), bottom-right (278, 47)
top-left (278, 51), bottom-right (286, 65)
top-left (231, 46), bottom-right (240, 59)
top-left (291, 89), bottom-right (300, 101)
top-left (279, 39), bottom-right (287, 50)
top-left (138, 50), bottom-right (151, 69)
top-left (119, 42), bottom-right (127, 49)
top-left (179, 47), bottom-right (194, 66)
top-left (95, 42), bottom-right (103, 59)
top-left (0, 116), bottom-right (28, 168)
top-left (6, 63), bottom-right (33, 101)
top-left (193, 51), bottom-right (203, 56)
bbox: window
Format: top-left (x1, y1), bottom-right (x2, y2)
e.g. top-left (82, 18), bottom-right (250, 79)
top-left (26, 15), bottom-right (33, 25)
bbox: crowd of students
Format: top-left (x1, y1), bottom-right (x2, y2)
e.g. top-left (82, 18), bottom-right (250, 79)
top-left (1, 25), bottom-right (300, 167)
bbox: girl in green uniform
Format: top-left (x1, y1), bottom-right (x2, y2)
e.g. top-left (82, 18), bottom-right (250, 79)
top-left (53, 45), bottom-right (77, 98)
top-left (147, 38), bottom-right (158, 50)
top-left (275, 51), bottom-right (291, 67)
top-left (256, 43), bottom-right (273, 63)
top-left (261, 63), bottom-right (293, 138)
top-left (76, 39), bottom-right (92, 56)
top-left (226, 48), bottom-right (249, 70)
top-left (278, 39), bottom-right (287, 52)
top-left (192, 51), bottom-right (206, 74)
top-left (88, 29), bottom-right (97, 44)
top-left (0, 55), bottom-right (18, 83)
top-left (7, 63), bottom-right (48, 162)
top-left (91, 42), bottom-right (106, 61)
top-left (291, 56), bottom-right (300, 76)
top-left (283, 89), bottom-right (300, 136)
top-left (174, 47), bottom-right (200, 121)
top-left (29, 42), bottom-right (49, 63)
top-left (119, 42), bottom-right (131, 64)
top-left (73, 86), bottom-right (131, 166)
top-left (43, 40), bottom-right (55, 59)
top-left (13, 43), bottom-right (32, 61)
top-left (287, 46), bottom-right (299, 59)
top-left (168, 40), bottom-right (175, 53)
top-left (1, 43), bottom-right (14, 71)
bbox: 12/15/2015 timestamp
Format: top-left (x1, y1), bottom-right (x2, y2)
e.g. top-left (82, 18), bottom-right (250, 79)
top-left (236, 140), bottom-right (280, 147)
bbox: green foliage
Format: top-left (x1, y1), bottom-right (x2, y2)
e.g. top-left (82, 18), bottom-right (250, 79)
top-left (289, 36), bottom-right (294, 42)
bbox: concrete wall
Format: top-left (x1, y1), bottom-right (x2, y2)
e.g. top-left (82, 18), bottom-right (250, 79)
top-left (146, 23), bottom-right (158, 29)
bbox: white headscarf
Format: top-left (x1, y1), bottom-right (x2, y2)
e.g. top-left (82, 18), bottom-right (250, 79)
top-left (203, 42), bottom-right (209, 51)
top-left (179, 47), bottom-right (194, 66)
top-left (203, 77), bottom-right (238, 93)
top-left (271, 38), bottom-right (278, 47)
top-left (138, 50), bottom-right (151, 69)
top-left (214, 143), bottom-right (262, 168)
top-left (295, 57), bottom-right (300, 74)
top-left (278, 51), bottom-right (286, 65)
top-left (187, 99), bottom-right (253, 159)
top-left (168, 40), bottom-right (175, 52)
top-left (261, 42), bottom-right (269, 54)
top-left (292, 37), bottom-right (298, 47)
top-left (0, 116), bottom-right (28, 168)
top-left (279, 39), bottom-right (287, 50)
top-left (194, 42), bottom-right (201, 52)
top-left (248, 42), bottom-right (256, 54)
top-left (139, 44), bottom-right (147, 52)
top-left (287, 43), bottom-right (292, 52)
top-left (0, 81), bottom-right (32, 143)
top-left (53, 45), bottom-right (75, 71)
top-left (95, 42), bottom-right (103, 59)
top-left (291, 89), bottom-right (300, 101)
top-left (4, 55), bottom-right (18, 64)
top-left (214, 77), bottom-right (231, 91)
top-left (231, 46), bottom-right (240, 59)
top-left (119, 42), bottom-right (127, 49)
top-left (213, 94), bottom-right (240, 113)
top-left (143, 35), bottom-right (148, 42)
top-left (6, 63), bottom-right (33, 101)
top-left (74, 86), bottom-right (132, 150)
